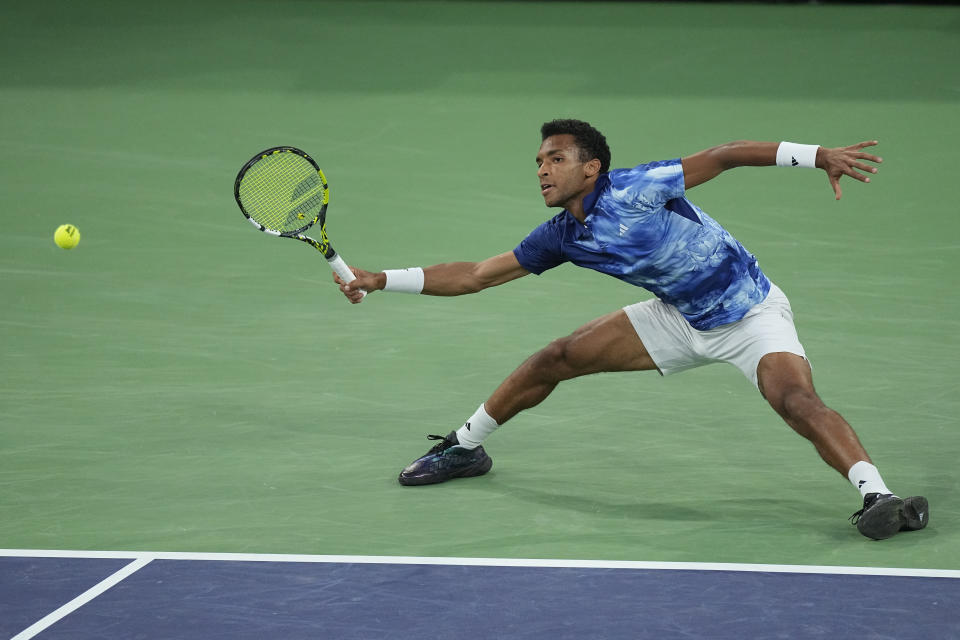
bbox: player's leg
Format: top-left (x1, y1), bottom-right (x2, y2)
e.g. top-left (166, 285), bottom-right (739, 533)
top-left (723, 283), bottom-right (881, 486)
top-left (756, 352), bottom-right (869, 476)
top-left (398, 309), bottom-right (657, 486)
top-left (756, 352), bottom-right (928, 539)
top-left (483, 309), bottom-right (658, 424)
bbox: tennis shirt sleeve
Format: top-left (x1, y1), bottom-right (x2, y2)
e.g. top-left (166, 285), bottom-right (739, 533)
top-left (614, 159), bottom-right (686, 208)
top-left (513, 214), bottom-right (567, 275)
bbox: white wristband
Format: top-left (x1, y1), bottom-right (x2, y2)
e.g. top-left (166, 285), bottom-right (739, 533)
top-left (383, 267), bottom-right (424, 293)
top-left (776, 142), bottom-right (819, 168)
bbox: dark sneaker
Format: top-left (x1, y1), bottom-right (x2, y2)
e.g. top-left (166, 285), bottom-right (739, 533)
top-left (398, 431), bottom-right (492, 486)
top-left (850, 493), bottom-right (929, 540)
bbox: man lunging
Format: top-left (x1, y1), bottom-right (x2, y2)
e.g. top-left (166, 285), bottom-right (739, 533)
top-left (336, 119), bottom-right (928, 541)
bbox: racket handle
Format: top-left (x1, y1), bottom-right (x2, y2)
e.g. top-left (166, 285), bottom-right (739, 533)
top-left (327, 254), bottom-right (367, 298)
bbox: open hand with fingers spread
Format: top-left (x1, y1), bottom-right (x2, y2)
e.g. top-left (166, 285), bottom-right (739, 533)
top-left (817, 140), bottom-right (882, 200)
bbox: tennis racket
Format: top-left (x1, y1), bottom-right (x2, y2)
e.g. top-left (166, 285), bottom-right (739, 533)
top-left (234, 146), bottom-right (364, 296)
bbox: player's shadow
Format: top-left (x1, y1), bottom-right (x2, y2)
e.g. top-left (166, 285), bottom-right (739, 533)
top-left (496, 482), bottom-right (813, 524)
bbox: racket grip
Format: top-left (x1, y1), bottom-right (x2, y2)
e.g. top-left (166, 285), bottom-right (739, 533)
top-left (327, 254), bottom-right (367, 298)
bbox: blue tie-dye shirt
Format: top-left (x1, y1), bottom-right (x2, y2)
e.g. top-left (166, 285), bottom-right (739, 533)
top-left (513, 158), bottom-right (771, 330)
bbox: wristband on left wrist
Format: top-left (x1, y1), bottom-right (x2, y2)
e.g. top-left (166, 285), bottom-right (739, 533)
top-left (776, 141), bottom-right (819, 168)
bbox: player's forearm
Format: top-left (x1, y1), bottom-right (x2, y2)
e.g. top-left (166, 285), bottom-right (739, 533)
top-left (682, 141), bottom-right (821, 189)
top-left (682, 141), bottom-right (776, 188)
top-left (360, 262), bottom-right (490, 296)
top-left (369, 252), bottom-right (527, 298)
top-left (421, 262), bottom-right (491, 296)
top-left (707, 140), bottom-right (781, 171)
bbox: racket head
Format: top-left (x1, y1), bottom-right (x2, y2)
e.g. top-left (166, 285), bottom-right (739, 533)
top-left (234, 146), bottom-right (329, 236)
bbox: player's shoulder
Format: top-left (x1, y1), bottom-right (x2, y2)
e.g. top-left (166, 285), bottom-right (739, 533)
top-left (606, 159), bottom-right (684, 198)
top-left (609, 158), bottom-right (683, 182)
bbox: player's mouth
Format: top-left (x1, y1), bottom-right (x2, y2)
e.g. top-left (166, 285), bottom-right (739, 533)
top-left (540, 183), bottom-right (554, 196)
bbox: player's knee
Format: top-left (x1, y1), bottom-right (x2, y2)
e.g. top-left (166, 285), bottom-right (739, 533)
top-left (532, 337), bottom-right (579, 380)
top-left (777, 387), bottom-right (824, 422)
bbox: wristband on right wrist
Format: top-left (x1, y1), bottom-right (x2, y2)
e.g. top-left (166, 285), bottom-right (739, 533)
top-left (382, 267), bottom-right (425, 293)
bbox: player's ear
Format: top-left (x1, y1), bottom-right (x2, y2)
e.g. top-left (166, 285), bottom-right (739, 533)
top-left (584, 157), bottom-right (601, 177)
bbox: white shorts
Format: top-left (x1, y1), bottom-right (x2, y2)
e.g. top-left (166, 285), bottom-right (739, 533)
top-left (623, 283), bottom-right (807, 389)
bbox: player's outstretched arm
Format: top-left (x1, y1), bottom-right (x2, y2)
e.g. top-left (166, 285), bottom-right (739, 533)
top-left (681, 140), bottom-right (882, 199)
top-left (333, 251), bottom-right (530, 304)
top-left (681, 141), bottom-right (779, 189)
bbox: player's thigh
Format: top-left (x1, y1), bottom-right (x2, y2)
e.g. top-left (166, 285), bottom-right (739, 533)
top-left (559, 309), bottom-right (658, 373)
top-left (756, 351), bottom-right (816, 410)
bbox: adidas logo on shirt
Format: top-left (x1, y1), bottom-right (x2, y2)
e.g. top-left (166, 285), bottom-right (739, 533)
top-left (619, 223), bottom-right (629, 236)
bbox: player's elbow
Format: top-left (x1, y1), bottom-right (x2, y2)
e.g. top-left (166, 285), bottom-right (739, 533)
top-left (439, 256), bottom-right (525, 295)
top-left (462, 263), bottom-right (505, 293)
top-left (462, 271), bottom-right (495, 294)
top-left (710, 141), bottom-right (753, 170)
top-left (439, 265), bottom-right (490, 295)
top-left (460, 278), bottom-right (485, 295)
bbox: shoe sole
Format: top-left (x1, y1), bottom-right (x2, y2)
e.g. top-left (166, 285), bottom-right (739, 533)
top-left (398, 455), bottom-right (493, 486)
top-left (857, 496), bottom-right (929, 540)
top-left (900, 496), bottom-right (929, 532)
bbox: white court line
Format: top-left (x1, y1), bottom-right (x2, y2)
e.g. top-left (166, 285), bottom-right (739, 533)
top-left (10, 556), bottom-right (152, 640)
top-left (1, 548), bottom-right (958, 579)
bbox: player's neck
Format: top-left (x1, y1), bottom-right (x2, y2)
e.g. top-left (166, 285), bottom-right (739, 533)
top-left (567, 201), bottom-right (587, 223)
top-left (564, 176), bottom-right (598, 223)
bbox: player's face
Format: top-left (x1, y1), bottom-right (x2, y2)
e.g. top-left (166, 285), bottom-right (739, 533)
top-left (536, 134), bottom-right (596, 209)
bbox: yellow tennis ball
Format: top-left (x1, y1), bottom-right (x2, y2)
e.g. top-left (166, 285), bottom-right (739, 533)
top-left (54, 224), bottom-right (81, 249)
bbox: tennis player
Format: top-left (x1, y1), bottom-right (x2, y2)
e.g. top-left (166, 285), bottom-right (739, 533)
top-left (335, 119), bottom-right (928, 541)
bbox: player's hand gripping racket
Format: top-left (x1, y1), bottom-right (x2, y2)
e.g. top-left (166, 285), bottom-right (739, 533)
top-left (234, 146), bottom-right (364, 296)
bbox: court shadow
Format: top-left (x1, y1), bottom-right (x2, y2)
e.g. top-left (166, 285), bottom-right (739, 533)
top-left (496, 482), bottom-right (815, 525)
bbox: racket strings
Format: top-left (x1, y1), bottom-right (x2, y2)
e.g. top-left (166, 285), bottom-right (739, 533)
top-left (237, 153), bottom-right (326, 234)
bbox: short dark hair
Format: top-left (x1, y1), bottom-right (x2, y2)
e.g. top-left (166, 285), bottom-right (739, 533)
top-left (540, 119), bottom-right (611, 174)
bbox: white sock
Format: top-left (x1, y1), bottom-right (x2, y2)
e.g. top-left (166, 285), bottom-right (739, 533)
top-left (847, 461), bottom-right (894, 498)
top-left (455, 403), bottom-right (499, 449)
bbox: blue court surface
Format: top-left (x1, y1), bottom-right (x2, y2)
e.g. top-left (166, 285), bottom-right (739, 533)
top-left (3, 550), bottom-right (958, 639)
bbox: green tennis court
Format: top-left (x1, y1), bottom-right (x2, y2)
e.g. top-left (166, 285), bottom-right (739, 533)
top-left (1, 0), bottom-right (957, 577)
